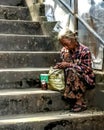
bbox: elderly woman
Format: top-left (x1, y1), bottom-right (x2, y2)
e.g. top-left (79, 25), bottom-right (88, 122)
top-left (54, 29), bottom-right (95, 112)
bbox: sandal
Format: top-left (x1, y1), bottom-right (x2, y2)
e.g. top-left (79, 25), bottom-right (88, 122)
top-left (70, 104), bottom-right (87, 112)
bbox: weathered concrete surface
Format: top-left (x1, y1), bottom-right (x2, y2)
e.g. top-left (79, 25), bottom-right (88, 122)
top-left (87, 71), bottom-right (104, 110)
top-left (0, 110), bottom-right (103, 130)
top-left (0, 73), bottom-right (102, 91)
top-left (0, 5), bottom-right (31, 20)
top-left (0, 34), bottom-right (59, 51)
top-left (0, 88), bottom-right (66, 116)
top-left (93, 89), bottom-right (104, 110)
top-left (94, 71), bottom-right (104, 83)
top-left (0, 20), bottom-right (43, 34)
top-left (26, 1), bottom-right (46, 21)
top-left (0, 0), bottom-right (26, 6)
top-left (0, 34), bottom-right (60, 51)
top-left (25, 0), bottom-right (57, 35)
top-left (0, 87), bottom-right (102, 116)
top-left (0, 68), bottom-right (102, 84)
top-left (0, 52), bottom-right (60, 68)
top-left (41, 21), bottom-right (57, 35)
top-left (0, 68), bottom-right (49, 83)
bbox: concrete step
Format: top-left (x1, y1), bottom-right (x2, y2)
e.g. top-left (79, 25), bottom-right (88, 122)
top-left (0, 68), bottom-right (49, 84)
top-left (0, 71), bottom-right (102, 90)
top-left (0, 74), bottom-right (103, 114)
top-left (86, 71), bottom-right (104, 110)
top-left (0, 68), bottom-right (103, 87)
top-left (0, 0), bottom-right (26, 6)
top-left (41, 21), bottom-right (57, 35)
top-left (0, 85), bottom-right (103, 116)
top-left (93, 89), bottom-right (104, 110)
top-left (94, 70), bottom-right (104, 83)
top-left (96, 83), bottom-right (104, 90)
top-left (0, 34), bottom-right (59, 51)
top-left (0, 110), bottom-right (103, 130)
top-left (0, 5), bottom-right (31, 20)
top-left (0, 88), bottom-right (66, 116)
top-left (0, 51), bottom-right (60, 68)
top-left (0, 20), bottom-right (43, 35)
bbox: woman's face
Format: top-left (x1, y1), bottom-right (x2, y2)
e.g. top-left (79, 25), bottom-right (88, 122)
top-left (59, 37), bottom-right (76, 50)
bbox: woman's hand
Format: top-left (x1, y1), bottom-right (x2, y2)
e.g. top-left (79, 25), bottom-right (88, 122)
top-left (54, 62), bottom-right (71, 69)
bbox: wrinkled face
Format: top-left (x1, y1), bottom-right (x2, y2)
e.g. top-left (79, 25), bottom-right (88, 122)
top-left (59, 37), bottom-right (77, 50)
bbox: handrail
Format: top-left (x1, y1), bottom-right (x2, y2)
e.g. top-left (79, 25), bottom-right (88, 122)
top-left (58, 0), bottom-right (104, 47)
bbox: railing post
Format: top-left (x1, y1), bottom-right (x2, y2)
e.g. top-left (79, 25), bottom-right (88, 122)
top-left (73, 0), bottom-right (78, 31)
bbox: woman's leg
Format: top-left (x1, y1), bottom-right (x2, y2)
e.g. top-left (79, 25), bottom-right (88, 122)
top-left (64, 69), bottom-right (87, 112)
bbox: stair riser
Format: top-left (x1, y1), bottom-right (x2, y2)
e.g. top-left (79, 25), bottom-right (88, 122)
top-left (0, 6), bottom-right (31, 20)
top-left (0, 0), bottom-right (25, 6)
top-left (80, 81), bottom-right (104, 111)
top-left (85, 81), bottom-right (104, 110)
top-left (0, 115), bottom-right (104, 130)
top-left (95, 72), bottom-right (104, 83)
top-left (0, 35), bottom-right (59, 51)
top-left (0, 92), bottom-right (65, 116)
top-left (0, 69), bottom-right (49, 83)
top-left (0, 72), bottom-right (103, 89)
top-left (93, 89), bottom-right (104, 110)
top-left (96, 83), bottom-right (104, 90)
top-left (0, 21), bottom-right (43, 35)
top-left (0, 52), bottom-right (60, 68)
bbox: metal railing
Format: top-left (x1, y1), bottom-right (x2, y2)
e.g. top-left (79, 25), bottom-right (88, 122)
top-left (58, 0), bottom-right (104, 47)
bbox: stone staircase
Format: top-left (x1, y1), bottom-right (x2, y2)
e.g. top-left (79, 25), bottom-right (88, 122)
top-left (0, 0), bottom-right (104, 130)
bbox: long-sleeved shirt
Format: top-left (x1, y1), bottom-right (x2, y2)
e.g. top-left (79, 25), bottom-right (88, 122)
top-left (61, 43), bottom-right (95, 87)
